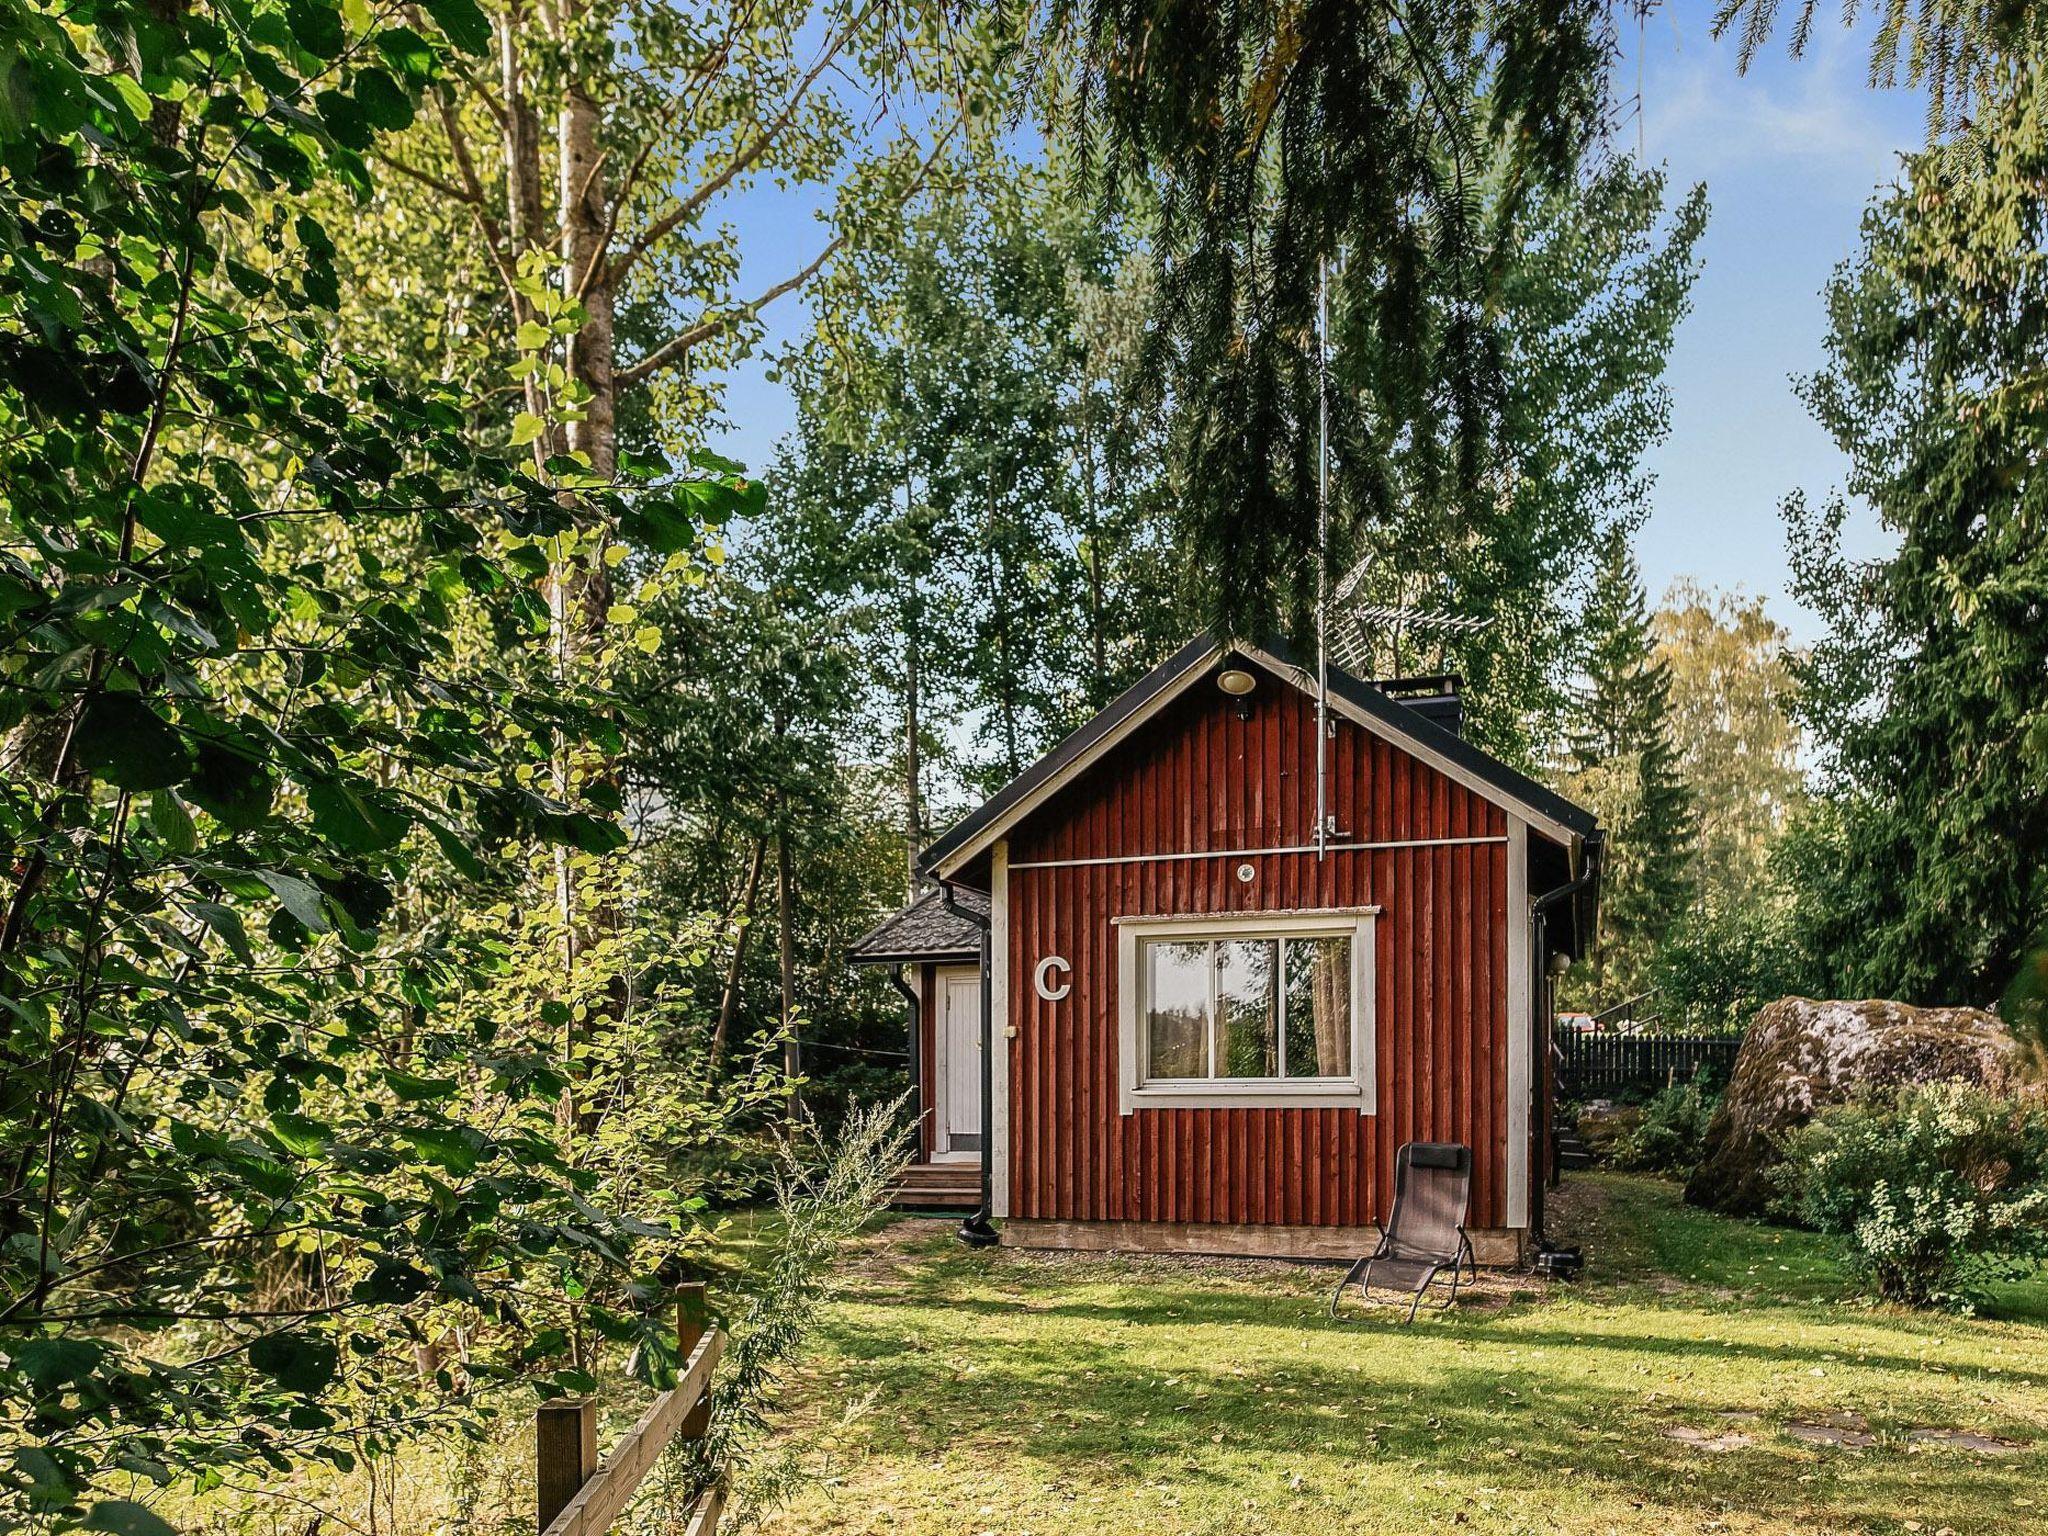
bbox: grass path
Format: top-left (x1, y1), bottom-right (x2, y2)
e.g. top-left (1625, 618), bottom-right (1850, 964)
top-left (755, 1176), bottom-right (2048, 1535)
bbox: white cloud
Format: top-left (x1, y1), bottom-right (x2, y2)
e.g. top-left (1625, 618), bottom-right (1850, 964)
top-left (1630, 9), bottom-right (1917, 183)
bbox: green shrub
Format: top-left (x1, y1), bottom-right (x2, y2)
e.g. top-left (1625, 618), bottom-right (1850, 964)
top-left (1773, 1082), bottom-right (2048, 1308)
top-left (1609, 1070), bottom-right (1719, 1174)
top-left (1654, 895), bottom-right (1815, 1033)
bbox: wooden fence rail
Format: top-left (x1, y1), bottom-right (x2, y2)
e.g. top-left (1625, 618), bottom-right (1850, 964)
top-left (537, 1283), bottom-right (726, 1536)
top-left (1558, 1033), bottom-right (1743, 1098)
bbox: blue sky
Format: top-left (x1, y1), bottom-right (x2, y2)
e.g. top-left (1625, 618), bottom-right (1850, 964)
top-left (708, 6), bottom-right (1927, 644)
top-left (1625, 8), bottom-right (1922, 637)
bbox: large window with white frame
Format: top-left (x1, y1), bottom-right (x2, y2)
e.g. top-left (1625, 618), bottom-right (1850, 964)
top-left (1116, 910), bottom-right (1377, 1113)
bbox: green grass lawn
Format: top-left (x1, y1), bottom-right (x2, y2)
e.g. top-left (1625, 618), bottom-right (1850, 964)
top-left (754, 1175), bottom-right (2048, 1535)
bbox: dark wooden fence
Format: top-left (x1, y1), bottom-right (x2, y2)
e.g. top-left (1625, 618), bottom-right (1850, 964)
top-left (1558, 1033), bottom-right (1742, 1098)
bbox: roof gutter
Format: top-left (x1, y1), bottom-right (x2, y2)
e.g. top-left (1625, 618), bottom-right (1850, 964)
top-left (1527, 831), bottom-right (1604, 1255)
top-left (939, 879), bottom-right (999, 1248)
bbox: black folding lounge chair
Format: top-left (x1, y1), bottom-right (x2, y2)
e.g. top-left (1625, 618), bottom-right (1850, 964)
top-left (1329, 1141), bottom-right (1477, 1322)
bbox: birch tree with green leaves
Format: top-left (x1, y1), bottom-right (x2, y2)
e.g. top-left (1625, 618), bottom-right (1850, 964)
top-left (314, 0), bottom-right (991, 1121)
top-left (1653, 581), bottom-right (1804, 905)
top-left (0, 0), bottom-right (778, 1524)
top-left (776, 146), bottom-right (1178, 823)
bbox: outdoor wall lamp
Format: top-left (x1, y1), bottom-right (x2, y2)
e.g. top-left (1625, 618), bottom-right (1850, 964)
top-left (1216, 668), bottom-right (1257, 719)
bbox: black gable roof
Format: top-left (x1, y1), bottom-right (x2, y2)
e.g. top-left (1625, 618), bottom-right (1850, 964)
top-left (918, 635), bottom-right (1596, 879)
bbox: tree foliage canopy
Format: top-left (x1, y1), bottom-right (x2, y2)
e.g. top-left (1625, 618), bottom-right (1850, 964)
top-left (1037, 0), bottom-right (1614, 638)
top-left (1653, 581), bottom-right (1804, 904)
top-left (1332, 158), bottom-right (1705, 769)
top-left (1781, 80), bottom-right (2048, 1007)
top-left (0, 0), bottom-right (760, 1524)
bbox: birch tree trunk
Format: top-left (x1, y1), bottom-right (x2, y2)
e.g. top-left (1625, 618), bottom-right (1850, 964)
top-left (777, 820), bottom-right (800, 1121)
top-left (1079, 404), bottom-right (1106, 707)
top-left (987, 475), bottom-right (1020, 777)
top-left (379, 3), bottom-right (962, 1122)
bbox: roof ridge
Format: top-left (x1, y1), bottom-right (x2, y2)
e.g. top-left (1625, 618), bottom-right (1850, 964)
top-left (918, 634), bottom-right (1596, 880)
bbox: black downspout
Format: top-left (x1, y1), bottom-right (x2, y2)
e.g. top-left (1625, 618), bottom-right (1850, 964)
top-left (887, 965), bottom-right (923, 1161)
top-left (940, 879), bottom-right (999, 1247)
top-left (1528, 833), bottom-right (1603, 1252)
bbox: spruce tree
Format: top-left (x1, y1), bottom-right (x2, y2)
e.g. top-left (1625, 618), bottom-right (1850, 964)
top-left (1039, 0), bottom-right (1613, 638)
top-left (1564, 528), bottom-right (1699, 1001)
top-left (1331, 159), bottom-right (1707, 772)
top-left (1778, 83), bottom-right (2048, 1006)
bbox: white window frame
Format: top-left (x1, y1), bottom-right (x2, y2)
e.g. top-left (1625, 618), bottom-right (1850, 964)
top-left (1116, 909), bottom-right (1378, 1114)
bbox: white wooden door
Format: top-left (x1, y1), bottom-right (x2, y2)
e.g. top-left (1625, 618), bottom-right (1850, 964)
top-left (937, 967), bottom-right (982, 1158)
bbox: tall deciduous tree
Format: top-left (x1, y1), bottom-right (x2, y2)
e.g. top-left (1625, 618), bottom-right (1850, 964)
top-left (0, 0), bottom-right (756, 1522)
top-left (1779, 83), bottom-right (2048, 1006)
top-left (1560, 528), bottom-right (1698, 1001)
top-left (1652, 581), bottom-right (1804, 905)
top-left (321, 0), bottom-right (978, 1110)
top-left (780, 148), bottom-right (1177, 818)
top-left (1644, 582), bottom-right (1808, 1029)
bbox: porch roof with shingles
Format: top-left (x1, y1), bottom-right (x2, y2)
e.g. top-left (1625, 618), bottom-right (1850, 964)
top-left (847, 887), bottom-right (987, 965)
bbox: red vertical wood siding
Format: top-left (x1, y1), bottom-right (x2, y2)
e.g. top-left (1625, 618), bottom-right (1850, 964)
top-left (1005, 672), bottom-right (1514, 1229)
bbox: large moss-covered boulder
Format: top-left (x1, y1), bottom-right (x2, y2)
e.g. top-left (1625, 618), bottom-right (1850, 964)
top-left (1684, 997), bottom-right (2022, 1215)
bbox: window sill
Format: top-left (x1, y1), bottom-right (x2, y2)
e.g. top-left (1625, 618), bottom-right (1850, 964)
top-left (1121, 1081), bottom-right (1372, 1114)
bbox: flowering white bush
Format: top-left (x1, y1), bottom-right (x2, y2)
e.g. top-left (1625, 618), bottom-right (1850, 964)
top-left (1774, 1082), bottom-right (2048, 1308)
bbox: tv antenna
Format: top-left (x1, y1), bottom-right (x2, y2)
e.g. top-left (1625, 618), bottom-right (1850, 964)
top-left (1328, 554), bottom-right (1495, 678)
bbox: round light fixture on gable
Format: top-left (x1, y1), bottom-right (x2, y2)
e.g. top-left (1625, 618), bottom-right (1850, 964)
top-left (1217, 667), bottom-right (1257, 720)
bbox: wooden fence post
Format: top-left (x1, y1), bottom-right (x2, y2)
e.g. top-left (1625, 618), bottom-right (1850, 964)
top-left (678, 1282), bottom-right (710, 1437)
top-left (537, 1396), bottom-right (598, 1533)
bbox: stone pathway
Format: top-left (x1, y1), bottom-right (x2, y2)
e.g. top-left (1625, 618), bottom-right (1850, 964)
top-left (1663, 1425), bottom-right (1752, 1452)
top-left (1663, 1409), bottom-right (2029, 1456)
top-left (1904, 1428), bottom-right (2024, 1454)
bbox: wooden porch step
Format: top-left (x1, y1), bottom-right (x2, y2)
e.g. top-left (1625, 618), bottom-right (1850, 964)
top-left (1553, 1130), bottom-right (1595, 1172)
top-left (890, 1163), bottom-right (981, 1212)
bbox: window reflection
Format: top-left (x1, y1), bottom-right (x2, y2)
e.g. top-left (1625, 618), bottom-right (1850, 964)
top-left (1216, 939), bottom-right (1279, 1078)
top-left (1285, 937), bottom-right (1351, 1077)
top-left (1144, 940), bottom-right (1209, 1078)
top-left (1140, 931), bottom-right (1352, 1084)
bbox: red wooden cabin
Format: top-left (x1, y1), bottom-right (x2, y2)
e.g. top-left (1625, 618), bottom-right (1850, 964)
top-left (850, 638), bottom-right (1601, 1262)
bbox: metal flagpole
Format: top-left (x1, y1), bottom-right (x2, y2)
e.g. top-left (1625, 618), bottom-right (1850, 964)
top-left (1315, 253), bottom-right (1330, 862)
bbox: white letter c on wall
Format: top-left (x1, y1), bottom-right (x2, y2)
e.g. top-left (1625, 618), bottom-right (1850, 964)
top-left (1034, 955), bottom-right (1071, 1002)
